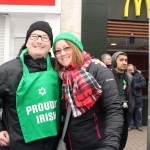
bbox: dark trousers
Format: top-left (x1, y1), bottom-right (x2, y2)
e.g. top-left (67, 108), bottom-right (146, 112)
top-left (129, 107), bottom-right (142, 127)
top-left (119, 110), bottom-right (129, 150)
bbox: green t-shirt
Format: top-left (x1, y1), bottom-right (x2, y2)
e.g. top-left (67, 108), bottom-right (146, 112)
top-left (118, 74), bottom-right (127, 102)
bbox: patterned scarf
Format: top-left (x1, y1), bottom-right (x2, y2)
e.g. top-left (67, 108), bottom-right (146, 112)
top-left (59, 51), bottom-right (102, 117)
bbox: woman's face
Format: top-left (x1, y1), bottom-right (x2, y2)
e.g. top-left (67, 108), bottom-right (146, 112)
top-left (55, 40), bottom-right (73, 67)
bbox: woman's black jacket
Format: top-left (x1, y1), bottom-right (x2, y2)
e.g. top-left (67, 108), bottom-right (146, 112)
top-left (62, 63), bottom-right (124, 150)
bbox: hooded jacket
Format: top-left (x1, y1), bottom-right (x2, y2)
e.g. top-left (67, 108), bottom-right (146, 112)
top-left (0, 50), bottom-right (60, 150)
top-left (111, 52), bottom-right (135, 123)
top-left (132, 66), bottom-right (146, 108)
top-left (112, 69), bottom-right (135, 123)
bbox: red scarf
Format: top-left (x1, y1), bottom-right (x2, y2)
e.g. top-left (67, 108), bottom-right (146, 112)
top-left (59, 51), bottom-right (102, 117)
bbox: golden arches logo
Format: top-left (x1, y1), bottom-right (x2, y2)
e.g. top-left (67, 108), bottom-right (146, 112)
top-left (124, 0), bottom-right (149, 18)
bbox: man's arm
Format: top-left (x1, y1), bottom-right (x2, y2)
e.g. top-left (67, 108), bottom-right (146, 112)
top-left (134, 73), bottom-right (146, 90)
top-left (0, 67), bottom-right (10, 146)
top-left (0, 69), bottom-right (7, 131)
top-left (91, 59), bottom-right (107, 67)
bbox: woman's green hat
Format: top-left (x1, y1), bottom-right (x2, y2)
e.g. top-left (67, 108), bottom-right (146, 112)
top-left (52, 32), bottom-right (83, 53)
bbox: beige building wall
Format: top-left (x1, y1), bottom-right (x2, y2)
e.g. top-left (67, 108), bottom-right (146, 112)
top-left (61, 0), bottom-right (82, 40)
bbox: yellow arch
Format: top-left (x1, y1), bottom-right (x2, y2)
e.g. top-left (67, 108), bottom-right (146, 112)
top-left (124, 0), bottom-right (130, 17)
top-left (124, 0), bottom-right (149, 18)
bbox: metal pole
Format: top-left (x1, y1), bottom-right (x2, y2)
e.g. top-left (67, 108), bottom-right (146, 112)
top-left (147, 6), bottom-right (150, 149)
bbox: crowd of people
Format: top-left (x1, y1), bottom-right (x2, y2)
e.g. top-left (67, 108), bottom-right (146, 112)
top-left (0, 21), bottom-right (146, 150)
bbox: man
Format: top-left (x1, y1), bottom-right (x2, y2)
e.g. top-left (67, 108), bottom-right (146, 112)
top-left (101, 53), bottom-right (113, 70)
top-left (127, 64), bottom-right (146, 131)
top-left (111, 52), bottom-right (135, 150)
top-left (0, 21), bottom-right (61, 150)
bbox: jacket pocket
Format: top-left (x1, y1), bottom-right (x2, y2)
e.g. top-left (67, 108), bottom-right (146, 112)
top-left (93, 113), bottom-right (101, 139)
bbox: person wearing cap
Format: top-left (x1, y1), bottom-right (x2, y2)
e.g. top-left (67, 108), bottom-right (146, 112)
top-left (111, 52), bottom-right (135, 150)
top-left (52, 32), bottom-right (124, 150)
top-left (0, 21), bottom-right (61, 150)
top-left (127, 64), bottom-right (146, 131)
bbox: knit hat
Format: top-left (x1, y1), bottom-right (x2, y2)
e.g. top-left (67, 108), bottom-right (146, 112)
top-left (112, 51), bottom-right (127, 68)
top-left (21, 21), bottom-right (53, 50)
top-left (52, 32), bottom-right (83, 53)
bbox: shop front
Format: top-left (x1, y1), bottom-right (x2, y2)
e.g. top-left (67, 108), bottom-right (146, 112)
top-left (0, 0), bottom-right (61, 65)
top-left (81, 0), bottom-right (149, 125)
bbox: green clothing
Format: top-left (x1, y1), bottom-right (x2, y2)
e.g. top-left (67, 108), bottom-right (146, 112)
top-left (16, 49), bottom-right (61, 143)
top-left (118, 74), bottom-right (127, 102)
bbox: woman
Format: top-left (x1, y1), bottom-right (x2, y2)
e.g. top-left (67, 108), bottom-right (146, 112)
top-left (53, 32), bottom-right (123, 150)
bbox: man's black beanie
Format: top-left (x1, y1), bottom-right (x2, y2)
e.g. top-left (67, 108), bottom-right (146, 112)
top-left (21, 21), bottom-right (53, 50)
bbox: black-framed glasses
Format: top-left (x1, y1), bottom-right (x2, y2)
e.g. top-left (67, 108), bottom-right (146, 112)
top-left (55, 46), bottom-right (71, 55)
top-left (30, 34), bottom-right (50, 42)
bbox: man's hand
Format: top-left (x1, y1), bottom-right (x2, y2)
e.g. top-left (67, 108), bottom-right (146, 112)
top-left (0, 131), bottom-right (10, 146)
top-left (92, 59), bottom-right (107, 67)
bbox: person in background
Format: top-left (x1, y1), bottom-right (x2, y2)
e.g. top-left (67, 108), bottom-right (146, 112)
top-left (53, 32), bottom-right (124, 150)
top-left (101, 53), bottom-right (113, 70)
top-left (127, 64), bottom-right (146, 131)
top-left (111, 52), bottom-right (135, 150)
top-left (0, 21), bottom-right (61, 150)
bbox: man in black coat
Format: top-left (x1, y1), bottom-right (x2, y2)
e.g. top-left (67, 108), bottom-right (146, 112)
top-left (0, 21), bottom-right (61, 150)
top-left (127, 64), bottom-right (146, 131)
top-left (111, 52), bottom-right (135, 150)
top-left (101, 53), bottom-right (114, 70)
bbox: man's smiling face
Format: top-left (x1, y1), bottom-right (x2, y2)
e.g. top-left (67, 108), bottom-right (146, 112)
top-left (26, 30), bottom-right (51, 59)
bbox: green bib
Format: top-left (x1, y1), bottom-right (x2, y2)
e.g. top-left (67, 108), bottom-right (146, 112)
top-left (16, 49), bottom-right (61, 143)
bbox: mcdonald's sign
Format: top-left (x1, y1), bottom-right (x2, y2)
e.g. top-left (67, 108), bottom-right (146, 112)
top-left (124, 0), bottom-right (149, 19)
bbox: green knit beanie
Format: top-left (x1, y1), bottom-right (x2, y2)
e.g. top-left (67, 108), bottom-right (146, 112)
top-left (52, 32), bottom-right (83, 53)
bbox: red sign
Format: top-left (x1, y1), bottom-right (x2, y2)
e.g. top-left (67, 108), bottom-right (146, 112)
top-left (0, 0), bottom-right (55, 6)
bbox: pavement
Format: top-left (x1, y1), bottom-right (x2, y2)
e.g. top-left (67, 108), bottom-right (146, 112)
top-left (124, 126), bottom-right (147, 150)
